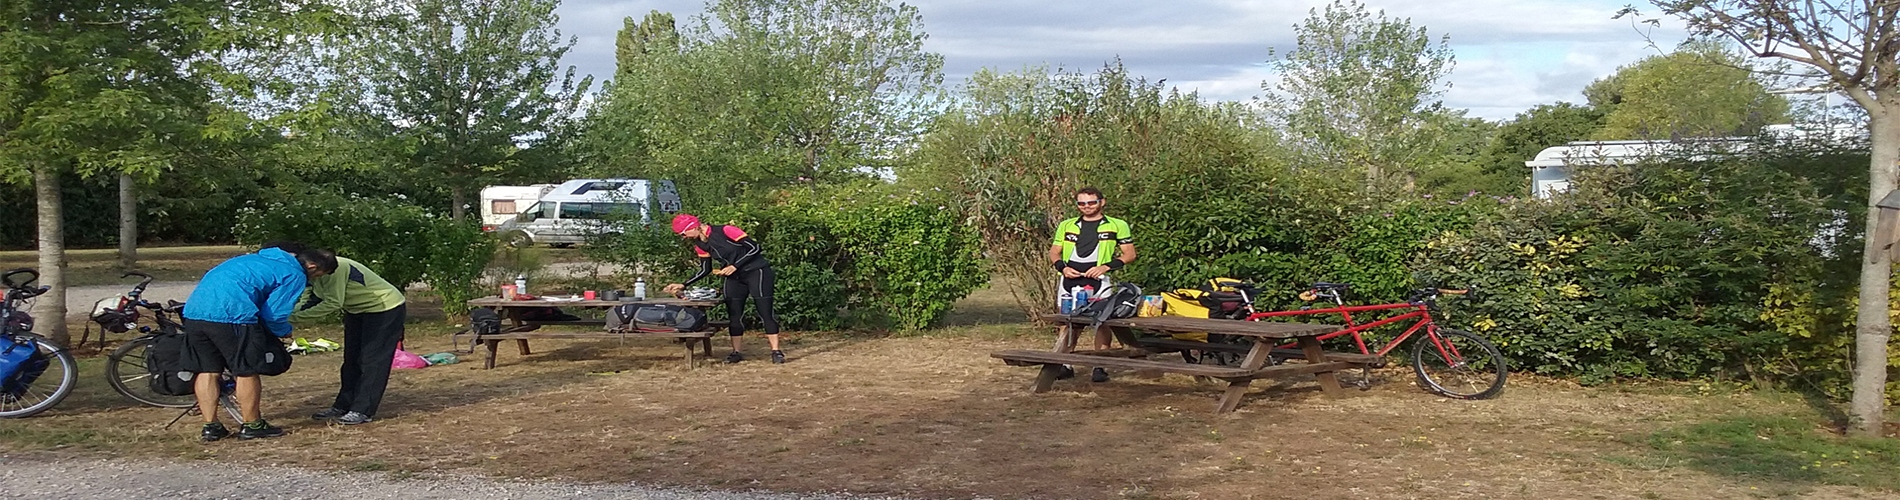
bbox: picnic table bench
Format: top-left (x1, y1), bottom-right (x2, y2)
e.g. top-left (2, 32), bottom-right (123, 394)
top-left (990, 315), bottom-right (1374, 413)
top-left (462, 296), bottom-right (724, 370)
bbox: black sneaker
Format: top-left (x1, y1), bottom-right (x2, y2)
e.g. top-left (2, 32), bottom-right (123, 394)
top-left (311, 407), bottom-right (346, 420)
top-left (334, 411), bottom-right (373, 425)
top-left (236, 420), bottom-right (286, 440)
top-left (1091, 367), bottom-right (1110, 383)
top-left (1054, 365), bottom-right (1076, 380)
top-left (725, 351), bottom-right (745, 364)
top-left (201, 422), bottom-right (231, 442)
top-left (770, 350), bottom-right (786, 364)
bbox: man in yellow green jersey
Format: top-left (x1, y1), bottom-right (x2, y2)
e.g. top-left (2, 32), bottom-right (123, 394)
top-left (287, 247), bottom-right (407, 426)
top-left (1048, 186), bottom-right (1136, 382)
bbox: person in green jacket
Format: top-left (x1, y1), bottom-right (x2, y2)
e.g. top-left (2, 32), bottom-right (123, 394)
top-left (283, 246), bottom-right (407, 426)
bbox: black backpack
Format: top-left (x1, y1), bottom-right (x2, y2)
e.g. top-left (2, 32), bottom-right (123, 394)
top-left (144, 329), bottom-right (196, 397)
top-left (469, 308), bottom-right (503, 335)
top-left (1072, 283), bottom-right (1144, 329)
top-left (607, 304), bottom-right (707, 333)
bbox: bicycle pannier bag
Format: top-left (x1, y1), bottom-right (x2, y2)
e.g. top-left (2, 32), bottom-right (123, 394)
top-left (228, 324), bottom-right (292, 377)
top-left (607, 304), bottom-right (708, 333)
top-left (144, 329), bottom-right (197, 396)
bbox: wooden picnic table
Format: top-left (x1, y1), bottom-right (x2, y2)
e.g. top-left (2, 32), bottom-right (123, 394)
top-left (990, 315), bottom-right (1372, 413)
top-left (463, 296), bottom-right (723, 370)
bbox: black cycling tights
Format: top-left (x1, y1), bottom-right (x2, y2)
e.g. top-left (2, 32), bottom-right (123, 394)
top-left (722, 267), bottom-right (781, 337)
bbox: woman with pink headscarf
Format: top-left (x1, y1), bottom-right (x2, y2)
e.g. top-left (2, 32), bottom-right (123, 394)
top-left (662, 214), bottom-right (786, 364)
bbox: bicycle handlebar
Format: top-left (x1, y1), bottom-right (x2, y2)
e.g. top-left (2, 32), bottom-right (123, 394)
top-left (2, 268), bottom-right (38, 290)
top-left (121, 271), bottom-right (155, 298)
top-left (1407, 286), bottom-right (1473, 304)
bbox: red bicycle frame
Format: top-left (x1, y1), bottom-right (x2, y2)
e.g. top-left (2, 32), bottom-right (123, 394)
top-left (1243, 299), bottom-right (1440, 357)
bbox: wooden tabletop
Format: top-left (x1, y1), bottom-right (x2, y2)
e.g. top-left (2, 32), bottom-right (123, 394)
top-left (467, 296), bottom-right (721, 308)
top-left (1039, 314), bottom-right (1337, 339)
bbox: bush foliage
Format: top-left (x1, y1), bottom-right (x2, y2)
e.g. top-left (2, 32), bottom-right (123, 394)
top-left (588, 184), bottom-right (984, 331)
top-left (234, 191), bottom-right (494, 313)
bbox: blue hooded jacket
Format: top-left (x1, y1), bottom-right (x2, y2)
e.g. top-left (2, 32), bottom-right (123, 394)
top-left (182, 248), bottom-right (308, 337)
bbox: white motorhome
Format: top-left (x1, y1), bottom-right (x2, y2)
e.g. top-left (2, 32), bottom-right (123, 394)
top-left (479, 184), bottom-right (558, 231)
top-left (494, 179), bottom-right (682, 247)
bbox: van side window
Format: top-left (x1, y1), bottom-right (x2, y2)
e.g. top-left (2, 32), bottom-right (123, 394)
top-left (492, 200), bottom-right (517, 215)
top-left (559, 202), bottom-right (593, 219)
top-left (558, 202), bottom-right (639, 220)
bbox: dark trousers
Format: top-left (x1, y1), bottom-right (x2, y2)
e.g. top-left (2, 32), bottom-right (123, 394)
top-left (722, 267), bottom-right (780, 337)
top-left (334, 304), bottom-right (405, 416)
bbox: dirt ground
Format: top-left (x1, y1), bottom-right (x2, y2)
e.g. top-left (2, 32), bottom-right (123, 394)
top-left (4, 273), bottom-right (1898, 499)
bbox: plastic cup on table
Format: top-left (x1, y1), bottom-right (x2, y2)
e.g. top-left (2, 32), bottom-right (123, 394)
top-left (584, 290), bottom-right (598, 300)
top-left (502, 285), bottom-right (518, 300)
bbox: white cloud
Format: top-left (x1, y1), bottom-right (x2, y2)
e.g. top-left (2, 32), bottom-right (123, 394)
top-left (554, 0), bottom-right (1693, 120)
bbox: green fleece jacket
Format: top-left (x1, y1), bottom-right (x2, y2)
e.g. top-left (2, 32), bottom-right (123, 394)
top-left (291, 256), bottom-right (405, 321)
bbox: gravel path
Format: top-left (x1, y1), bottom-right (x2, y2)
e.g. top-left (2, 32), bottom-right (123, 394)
top-left (0, 456), bottom-right (921, 500)
top-left (31, 281), bottom-right (200, 323)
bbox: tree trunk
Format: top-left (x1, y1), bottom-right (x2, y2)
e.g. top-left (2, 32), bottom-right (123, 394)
top-left (118, 172), bottom-right (137, 271)
top-left (32, 166), bottom-right (67, 346)
top-left (451, 184), bottom-right (467, 221)
top-left (1850, 111), bottom-right (1898, 438)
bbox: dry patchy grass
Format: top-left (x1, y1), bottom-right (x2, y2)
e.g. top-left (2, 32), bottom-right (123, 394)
top-left (2, 267), bottom-right (1896, 499)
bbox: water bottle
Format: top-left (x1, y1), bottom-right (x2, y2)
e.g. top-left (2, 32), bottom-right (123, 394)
top-left (1058, 288), bottom-right (1075, 314)
top-left (514, 274), bottom-right (528, 296)
top-left (633, 277), bottom-right (647, 300)
top-left (1077, 286), bottom-right (1092, 304)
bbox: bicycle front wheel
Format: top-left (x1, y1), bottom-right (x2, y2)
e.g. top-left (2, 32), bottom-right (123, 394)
top-left (0, 334), bottom-right (78, 418)
top-left (107, 336), bottom-right (196, 408)
top-left (1411, 328), bottom-right (1507, 400)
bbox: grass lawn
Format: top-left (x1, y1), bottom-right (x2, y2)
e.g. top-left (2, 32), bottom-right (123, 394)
top-left (0, 246), bottom-right (247, 287)
top-left (2, 249), bottom-right (1897, 499)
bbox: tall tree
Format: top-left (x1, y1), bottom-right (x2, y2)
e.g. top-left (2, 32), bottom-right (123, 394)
top-left (583, 0), bottom-right (944, 202)
top-left (1583, 42), bottom-right (1791, 140)
top-left (616, 10), bottom-right (680, 82)
top-left (1636, 0), bottom-right (1897, 437)
top-left (1264, 0), bottom-right (1456, 192)
top-left (340, 0), bottom-right (591, 220)
top-left (0, 0), bottom-right (306, 345)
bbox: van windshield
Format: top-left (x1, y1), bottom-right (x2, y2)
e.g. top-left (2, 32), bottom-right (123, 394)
top-left (516, 202), bottom-right (552, 221)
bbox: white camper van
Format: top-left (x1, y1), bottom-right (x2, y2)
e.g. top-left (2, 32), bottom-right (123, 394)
top-left (480, 184), bottom-right (558, 231)
top-left (494, 179), bottom-right (682, 247)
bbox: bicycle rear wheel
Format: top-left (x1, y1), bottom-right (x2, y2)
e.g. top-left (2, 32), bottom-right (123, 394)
top-left (0, 334), bottom-right (78, 418)
top-left (107, 336), bottom-right (196, 408)
top-left (1411, 328), bottom-right (1507, 400)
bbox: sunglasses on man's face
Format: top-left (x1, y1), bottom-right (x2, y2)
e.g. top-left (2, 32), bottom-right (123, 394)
top-left (1076, 200), bottom-right (1102, 207)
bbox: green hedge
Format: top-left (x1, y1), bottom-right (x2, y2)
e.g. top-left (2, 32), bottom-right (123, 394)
top-left (1417, 148), bottom-right (1894, 393)
top-left (587, 184), bottom-right (985, 331)
top-left (234, 191), bottom-right (493, 313)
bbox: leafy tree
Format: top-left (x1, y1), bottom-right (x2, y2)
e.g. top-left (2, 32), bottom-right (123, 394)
top-left (1584, 42), bottom-right (1790, 140)
top-left (583, 0), bottom-right (944, 203)
top-left (1263, 0), bottom-right (1456, 192)
top-left (909, 64), bottom-right (1290, 317)
top-left (336, 0), bottom-right (591, 220)
top-left (0, 0), bottom-right (308, 344)
top-left (1633, 0), bottom-right (1898, 437)
top-left (615, 10), bottom-right (680, 82)
top-left (1477, 102), bottom-right (1607, 194)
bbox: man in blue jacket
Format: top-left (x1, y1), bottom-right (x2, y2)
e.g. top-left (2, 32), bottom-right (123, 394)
top-left (183, 244), bottom-right (336, 441)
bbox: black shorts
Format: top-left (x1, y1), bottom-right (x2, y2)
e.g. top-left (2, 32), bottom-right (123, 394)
top-left (1059, 261), bottom-right (1106, 296)
top-left (182, 319), bottom-right (282, 377)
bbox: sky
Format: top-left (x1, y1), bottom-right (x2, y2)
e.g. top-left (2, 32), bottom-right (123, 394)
top-left (551, 0), bottom-right (1695, 121)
